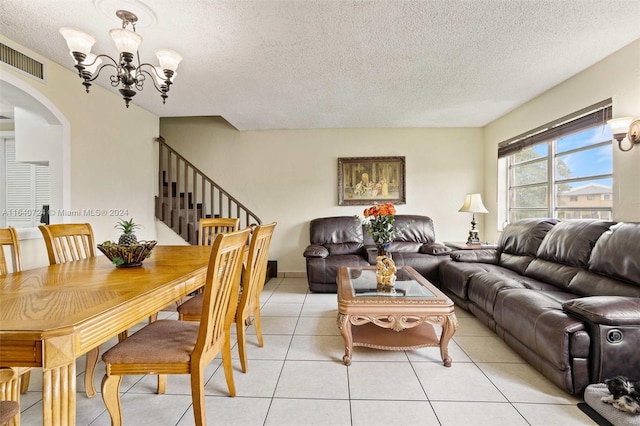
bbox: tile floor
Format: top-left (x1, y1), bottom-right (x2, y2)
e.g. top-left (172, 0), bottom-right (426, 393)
top-left (18, 277), bottom-right (596, 425)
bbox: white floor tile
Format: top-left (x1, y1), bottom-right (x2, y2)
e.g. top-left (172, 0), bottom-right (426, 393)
top-left (431, 401), bottom-right (529, 425)
top-left (274, 360), bottom-right (349, 399)
top-left (17, 277), bottom-right (591, 426)
top-left (351, 399), bottom-right (440, 425)
top-left (265, 398), bottom-right (351, 426)
top-left (348, 361), bottom-right (427, 400)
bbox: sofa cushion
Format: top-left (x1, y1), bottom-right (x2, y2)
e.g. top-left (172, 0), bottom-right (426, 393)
top-left (389, 241), bottom-right (422, 253)
top-left (310, 216), bottom-right (363, 245)
top-left (535, 220), bottom-right (615, 267)
top-left (303, 244), bottom-right (329, 258)
top-left (524, 220), bottom-right (613, 290)
top-left (420, 242), bottom-right (452, 255)
top-left (468, 272), bottom-right (558, 317)
top-left (588, 222), bottom-right (640, 286)
top-left (363, 215), bottom-right (436, 245)
top-left (326, 242), bottom-right (364, 255)
top-left (567, 270), bottom-right (640, 298)
top-left (497, 218), bottom-right (558, 275)
top-left (494, 289), bottom-right (586, 370)
top-left (498, 218), bottom-right (558, 257)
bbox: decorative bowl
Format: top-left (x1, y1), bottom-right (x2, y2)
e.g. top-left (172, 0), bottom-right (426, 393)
top-left (97, 240), bottom-right (157, 267)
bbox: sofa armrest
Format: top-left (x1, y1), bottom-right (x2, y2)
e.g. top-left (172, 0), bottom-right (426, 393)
top-left (563, 296), bottom-right (640, 326)
top-left (450, 249), bottom-right (499, 264)
top-left (303, 244), bottom-right (330, 258)
top-left (420, 242), bottom-right (452, 256)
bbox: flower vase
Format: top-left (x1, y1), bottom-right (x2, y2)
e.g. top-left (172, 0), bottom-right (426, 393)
top-left (376, 242), bottom-right (392, 259)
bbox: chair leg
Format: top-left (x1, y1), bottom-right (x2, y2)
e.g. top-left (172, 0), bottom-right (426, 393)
top-left (84, 347), bottom-right (99, 398)
top-left (190, 364), bottom-right (207, 426)
top-left (157, 375), bottom-right (167, 394)
top-left (237, 317), bottom-right (248, 373)
top-left (101, 374), bottom-right (123, 426)
top-left (20, 370), bottom-right (30, 394)
top-left (254, 307), bottom-right (264, 348)
top-left (222, 330), bottom-right (236, 397)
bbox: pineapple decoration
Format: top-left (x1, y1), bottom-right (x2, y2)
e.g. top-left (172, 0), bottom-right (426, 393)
top-left (97, 218), bottom-right (156, 267)
top-left (115, 218), bottom-right (140, 246)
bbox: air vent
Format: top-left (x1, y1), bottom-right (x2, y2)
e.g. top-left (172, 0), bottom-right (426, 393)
top-left (0, 42), bottom-right (44, 80)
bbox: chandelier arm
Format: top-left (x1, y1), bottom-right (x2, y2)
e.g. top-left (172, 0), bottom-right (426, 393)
top-left (138, 64), bottom-right (169, 94)
top-left (86, 62), bottom-right (119, 83)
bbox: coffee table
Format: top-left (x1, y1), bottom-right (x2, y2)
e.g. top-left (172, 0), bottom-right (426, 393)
top-left (337, 265), bottom-right (458, 366)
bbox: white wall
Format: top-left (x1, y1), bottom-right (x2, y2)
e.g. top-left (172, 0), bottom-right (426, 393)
top-left (160, 117), bottom-right (485, 274)
top-left (483, 39), bottom-right (640, 243)
top-left (1, 35), bottom-right (161, 270)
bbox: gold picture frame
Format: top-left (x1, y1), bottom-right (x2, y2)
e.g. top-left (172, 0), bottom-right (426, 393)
top-left (338, 156), bottom-right (406, 206)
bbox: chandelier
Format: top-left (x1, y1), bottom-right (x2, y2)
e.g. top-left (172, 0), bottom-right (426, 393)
top-left (59, 10), bottom-right (182, 108)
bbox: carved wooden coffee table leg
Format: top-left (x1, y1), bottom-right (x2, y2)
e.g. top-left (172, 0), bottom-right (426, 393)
top-left (439, 313), bottom-right (459, 367)
top-left (337, 313), bottom-right (353, 365)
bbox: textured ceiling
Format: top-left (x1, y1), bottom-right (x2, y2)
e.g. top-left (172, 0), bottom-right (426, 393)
top-left (1, 0), bottom-right (639, 131)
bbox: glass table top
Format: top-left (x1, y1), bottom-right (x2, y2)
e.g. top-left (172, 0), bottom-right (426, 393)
top-left (346, 266), bottom-right (436, 298)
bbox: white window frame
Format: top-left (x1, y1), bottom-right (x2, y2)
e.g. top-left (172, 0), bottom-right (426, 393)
top-left (497, 101), bottom-right (613, 227)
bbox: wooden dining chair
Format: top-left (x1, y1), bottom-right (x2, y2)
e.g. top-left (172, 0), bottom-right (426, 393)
top-left (177, 222), bottom-right (277, 372)
top-left (0, 368), bottom-right (20, 426)
top-left (0, 227), bottom-right (31, 396)
top-left (101, 227), bottom-right (251, 426)
top-left (198, 217), bottom-right (240, 246)
top-left (38, 223), bottom-right (100, 397)
top-left (0, 227), bottom-right (22, 276)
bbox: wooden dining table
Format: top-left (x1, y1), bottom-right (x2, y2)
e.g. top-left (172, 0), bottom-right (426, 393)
top-left (0, 245), bottom-right (214, 426)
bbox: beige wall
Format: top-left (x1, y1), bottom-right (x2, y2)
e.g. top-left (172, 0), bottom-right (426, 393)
top-left (160, 117), bottom-right (485, 273)
top-left (1, 35), bottom-right (161, 270)
top-left (4, 33), bottom-right (637, 274)
top-left (483, 39), bottom-right (640, 243)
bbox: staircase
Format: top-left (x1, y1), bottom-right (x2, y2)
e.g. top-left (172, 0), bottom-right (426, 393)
top-left (155, 136), bottom-right (261, 244)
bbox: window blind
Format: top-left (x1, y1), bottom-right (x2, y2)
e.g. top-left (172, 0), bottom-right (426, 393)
top-left (4, 139), bottom-right (50, 227)
top-left (498, 99), bottom-right (612, 158)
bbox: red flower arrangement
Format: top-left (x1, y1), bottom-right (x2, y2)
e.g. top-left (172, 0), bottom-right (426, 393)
top-left (358, 202), bottom-right (402, 245)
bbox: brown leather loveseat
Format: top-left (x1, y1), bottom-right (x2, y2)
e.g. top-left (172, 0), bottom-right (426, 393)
top-left (439, 218), bottom-right (640, 395)
top-left (303, 215), bottom-right (451, 293)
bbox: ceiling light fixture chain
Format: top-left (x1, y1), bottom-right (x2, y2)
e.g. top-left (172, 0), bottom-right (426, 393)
top-left (60, 9), bottom-right (182, 108)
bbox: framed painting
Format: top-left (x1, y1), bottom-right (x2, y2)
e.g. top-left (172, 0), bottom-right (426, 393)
top-left (338, 156), bottom-right (406, 206)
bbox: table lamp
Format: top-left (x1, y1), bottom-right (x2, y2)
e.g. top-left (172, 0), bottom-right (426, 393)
top-left (458, 193), bottom-right (488, 245)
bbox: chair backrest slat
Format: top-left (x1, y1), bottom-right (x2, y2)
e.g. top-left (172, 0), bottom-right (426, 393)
top-left (198, 218), bottom-right (240, 246)
top-left (0, 227), bottom-right (22, 276)
top-left (238, 222), bottom-right (276, 316)
top-left (193, 228), bottom-right (250, 356)
top-left (39, 223), bottom-right (95, 265)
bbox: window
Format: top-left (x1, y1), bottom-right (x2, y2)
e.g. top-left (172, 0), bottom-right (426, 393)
top-left (498, 101), bottom-right (613, 223)
top-left (1, 137), bottom-right (50, 228)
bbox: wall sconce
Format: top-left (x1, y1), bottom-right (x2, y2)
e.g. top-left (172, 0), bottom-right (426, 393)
top-left (607, 117), bottom-right (640, 152)
top-left (458, 193), bottom-right (488, 245)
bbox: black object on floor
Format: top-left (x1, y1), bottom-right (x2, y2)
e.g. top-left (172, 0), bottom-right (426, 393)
top-left (578, 402), bottom-right (614, 426)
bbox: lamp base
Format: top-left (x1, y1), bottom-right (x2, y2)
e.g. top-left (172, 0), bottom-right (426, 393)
top-left (466, 230), bottom-right (480, 245)
top-left (466, 213), bottom-right (481, 245)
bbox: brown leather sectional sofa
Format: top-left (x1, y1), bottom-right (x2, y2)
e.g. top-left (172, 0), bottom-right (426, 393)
top-left (439, 218), bottom-right (640, 394)
top-left (303, 215), bottom-right (451, 293)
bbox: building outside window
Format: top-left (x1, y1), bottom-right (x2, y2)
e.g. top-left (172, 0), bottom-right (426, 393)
top-left (498, 101), bottom-right (613, 225)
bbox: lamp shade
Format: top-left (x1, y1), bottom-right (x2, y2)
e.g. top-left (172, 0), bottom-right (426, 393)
top-left (459, 193), bottom-right (488, 214)
top-left (155, 49), bottom-right (183, 73)
top-left (154, 66), bottom-right (176, 86)
top-left (607, 117), bottom-right (633, 135)
top-left (59, 27), bottom-right (95, 56)
top-left (109, 28), bottom-right (143, 54)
